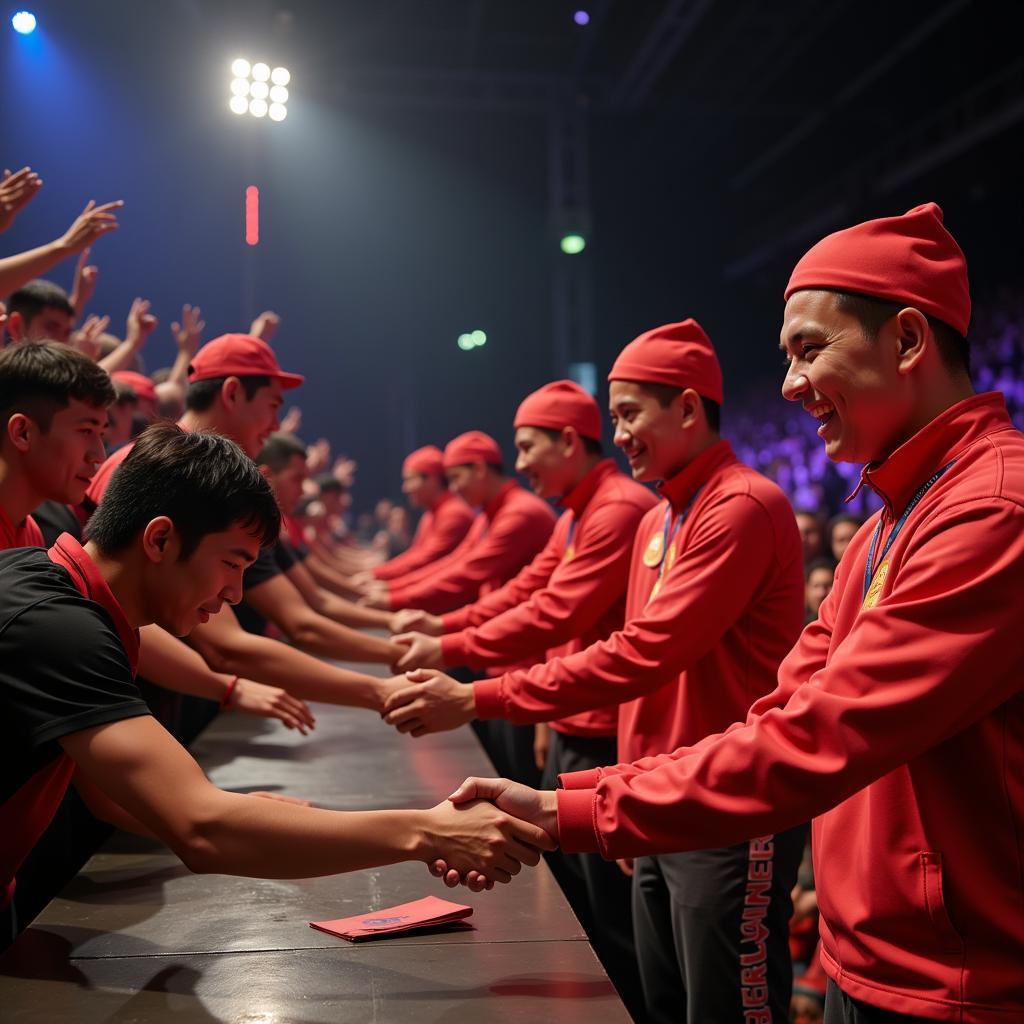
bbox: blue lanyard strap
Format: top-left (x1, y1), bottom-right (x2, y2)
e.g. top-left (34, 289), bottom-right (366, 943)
top-left (565, 517), bottom-right (578, 553)
top-left (862, 459), bottom-right (956, 602)
top-left (655, 488), bottom-right (701, 588)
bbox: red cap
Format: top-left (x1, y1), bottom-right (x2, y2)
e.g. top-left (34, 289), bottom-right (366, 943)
top-left (443, 431), bottom-right (503, 469)
top-left (188, 334), bottom-right (304, 390)
top-left (402, 445), bottom-right (445, 478)
top-left (785, 202), bottom-right (970, 336)
top-left (111, 370), bottom-right (157, 404)
top-left (609, 319), bottom-right (723, 404)
top-left (513, 380), bottom-right (603, 441)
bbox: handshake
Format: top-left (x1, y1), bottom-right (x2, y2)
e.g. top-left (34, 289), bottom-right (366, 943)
top-left (424, 777), bottom-right (559, 892)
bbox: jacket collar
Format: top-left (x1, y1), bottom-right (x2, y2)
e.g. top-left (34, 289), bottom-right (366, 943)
top-left (48, 533), bottom-right (141, 675)
top-left (560, 458), bottom-right (619, 516)
top-left (482, 478), bottom-right (518, 521)
top-left (657, 439), bottom-right (735, 513)
top-left (859, 392), bottom-right (1012, 515)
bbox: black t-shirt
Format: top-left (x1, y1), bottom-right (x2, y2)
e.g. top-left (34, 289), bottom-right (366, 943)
top-left (32, 501), bottom-right (85, 547)
top-left (236, 542), bottom-right (299, 635)
top-left (0, 548), bottom-right (151, 808)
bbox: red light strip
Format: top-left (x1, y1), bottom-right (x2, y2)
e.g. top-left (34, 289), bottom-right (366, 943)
top-left (245, 185), bottom-right (259, 246)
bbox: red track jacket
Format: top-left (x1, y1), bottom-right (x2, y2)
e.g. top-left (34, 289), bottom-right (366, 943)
top-left (439, 459), bottom-right (657, 736)
top-left (387, 480), bottom-right (555, 614)
top-left (373, 491), bottom-right (475, 581)
top-left (557, 394), bottom-right (1024, 1023)
top-left (473, 440), bottom-right (804, 761)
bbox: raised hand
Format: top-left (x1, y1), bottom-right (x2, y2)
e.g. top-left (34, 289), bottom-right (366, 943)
top-left (279, 406), bottom-right (302, 435)
top-left (230, 678), bottom-right (317, 735)
top-left (70, 313), bottom-right (110, 360)
top-left (249, 309), bottom-right (280, 343)
top-left (431, 776), bottom-right (560, 890)
top-left (125, 298), bottom-right (158, 352)
top-left (421, 796), bottom-right (556, 885)
top-left (70, 247), bottom-right (99, 315)
top-left (389, 609), bottom-right (444, 636)
top-left (332, 455), bottom-right (357, 486)
top-left (170, 304), bottom-right (205, 358)
top-left (382, 668), bottom-right (476, 736)
top-left (306, 438), bottom-right (331, 474)
top-left (391, 631), bottom-right (444, 672)
top-left (0, 166), bottom-right (43, 233)
top-left (58, 199), bottom-right (123, 254)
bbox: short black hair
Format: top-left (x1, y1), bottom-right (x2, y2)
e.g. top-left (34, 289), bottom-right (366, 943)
top-left (637, 381), bottom-right (721, 433)
top-left (536, 426), bottom-right (604, 457)
top-left (0, 341), bottom-right (115, 432)
top-left (805, 555), bottom-right (837, 581)
top-left (313, 472), bottom-right (346, 495)
top-left (257, 431), bottom-right (307, 471)
top-left (112, 379), bottom-right (140, 408)
top-left (832, 291), bottom-right (969, 375)
top-left (185, 375), bottom-right (272, 412)
top-left (89, 422), bottom-right (280, 559)
top-left (6, 279), bottom-right (75, 321)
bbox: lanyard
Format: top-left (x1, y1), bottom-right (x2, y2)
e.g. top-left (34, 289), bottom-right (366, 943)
top-left (563, 516), bottom-right (578, 561)
top-left (649, 489), bottom-right (701, 602)
top-left (862, 459), bottom-right (956, 602)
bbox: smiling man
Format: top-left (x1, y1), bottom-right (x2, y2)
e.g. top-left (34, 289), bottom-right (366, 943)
top-left (0, 424), bottom-right (554, 947)
top-left (445, 204), bottom-right (1024, 1024)
top-left (384, 322), bottom-right (807, 1024)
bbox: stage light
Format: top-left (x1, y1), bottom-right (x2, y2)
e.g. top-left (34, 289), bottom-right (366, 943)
top-left (11, 10), bottom-right (36, 34)
top-left (245, 186), bottom-right (259, 246)
top-left (560, 233), bottom-right (586, 255)
top-left (574, 10), bottom-right (590, 26)
top-left (470, 330), bottom-right (487, 347)
top-left (457, 334), bottom-right (474, 351)
top-left (229, 58), bottom-right (290, 122)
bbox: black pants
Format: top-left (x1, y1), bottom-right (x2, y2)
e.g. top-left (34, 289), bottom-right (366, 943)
top-left (541, 730), bottom-right (645, 1021)
top-left (824, 980), bottom-right (935, 1024)
top-left (632, 824), bottom-right (807, 1024)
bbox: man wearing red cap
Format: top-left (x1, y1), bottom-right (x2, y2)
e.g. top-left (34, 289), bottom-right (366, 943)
top-left (390, 382), bottom-right (656, 1013)
top-left (362, 430), bottom-right (555, 615)
top-left (358, 445), bottom-right (474, 585)
top-left (85, 334), bottom-right (406, 710)
top-left (446, 206), bottom-right (1024, 1024)
top-left (385, 321), bottom-right (806, 1023)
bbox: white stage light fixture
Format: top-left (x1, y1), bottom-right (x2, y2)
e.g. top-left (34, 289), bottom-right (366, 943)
top-left (271, 67), bottom-right (290, 86)
top-left (231, 58), bottom-right (251, 77)
top-left (230, 77), bottom-right (250, 96)
top-left (249, 98), bottom-right (268, 118)
top-left (270, 85), bottom-right (288, 104)
top-left (250, 80), bottom-right (269, 100)
top-left (252, 62), bottom-right (271, 81)
top-left (229, 95), bottom-right (248, 115)
top-left (229, 59), bottom-right (289, 122)
top-left (268, 104), bottom-right (287, 122)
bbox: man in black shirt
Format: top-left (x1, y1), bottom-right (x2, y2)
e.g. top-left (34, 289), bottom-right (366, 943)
top-left (1, 424), bottom-right (553, 942)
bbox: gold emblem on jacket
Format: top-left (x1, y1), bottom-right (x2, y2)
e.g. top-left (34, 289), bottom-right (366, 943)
top-left (643, 531), bottom-right (664, 567)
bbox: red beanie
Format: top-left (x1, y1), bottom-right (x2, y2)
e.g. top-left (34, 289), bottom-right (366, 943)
top-left (785, 202), bottom-right (970, 336)
top-left (111, 371), bottom-right (157, 404)
top-left (513, 380), bottom-right (603, 441)
top-left (443, 431), bottom-right (503, 469)
top-left (402, 445), bottom-right (445, 478)
top-left (609, 319), bottom-right (723, 404)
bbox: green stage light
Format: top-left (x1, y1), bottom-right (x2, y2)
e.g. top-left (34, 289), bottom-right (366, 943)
top-left (470, 330), bottom-right (487, 347)
top-left (560, 233), bottom-right (586, 255)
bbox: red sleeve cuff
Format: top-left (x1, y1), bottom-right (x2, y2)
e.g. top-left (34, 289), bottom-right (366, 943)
top-left (556, 788), bottom-right (602, 854)
top-left (472, 678), bottom-right (505, 720)
top-left (440, 632), bottom-right (469, 667)
top-left (372, 565), bottom-right (384, 580)
top-left (387, 587), bottom-right (408, 611)
top-left (441, 608), bottom-right (469, 631)
top-left (558, 767), bottom-right (603, 790)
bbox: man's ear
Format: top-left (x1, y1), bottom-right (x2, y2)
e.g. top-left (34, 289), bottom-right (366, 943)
top-left (675, 388), bottom-right (703, 428)
top-left (893, 307), bottom-right (930, 376)
top-left (5, 412), bottom-right (35, 453)
top-left (220, 376), bottom-right (244, 409)
top-left (141, 516), bottom-right (176, 563)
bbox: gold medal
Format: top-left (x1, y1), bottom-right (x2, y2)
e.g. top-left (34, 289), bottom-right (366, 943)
top-left (643, 531), bottom-right (664, 567)
top-left (563, 545), bottom-right (576, 563)
top-left (663, 543), bottom-right (677, 574)
top-left (649, 579), bottom-right (662, 602)
top-left (862, 559), bottom-right (889, 610)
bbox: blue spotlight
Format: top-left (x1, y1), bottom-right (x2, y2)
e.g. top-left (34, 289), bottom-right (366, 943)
top-left (12, 10), bottom-right (37, 34)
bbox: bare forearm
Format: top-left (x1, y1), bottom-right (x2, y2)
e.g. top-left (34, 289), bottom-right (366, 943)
top-left (186, 796), bottom-right (428, 877)
top-left (139, 624), bottom-right (230, 702)
top-left (98, 338), bottom-right (142, 374)
top-left (0, 239), bottom-right (73, 297)
top-left (289, 612), bottom-right (401, 664)
top-left (322, 592), bottom-right (394, 629)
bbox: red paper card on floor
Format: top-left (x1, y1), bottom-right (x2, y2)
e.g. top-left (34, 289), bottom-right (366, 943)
top-left (310, 896), bottom-right (474, 942)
